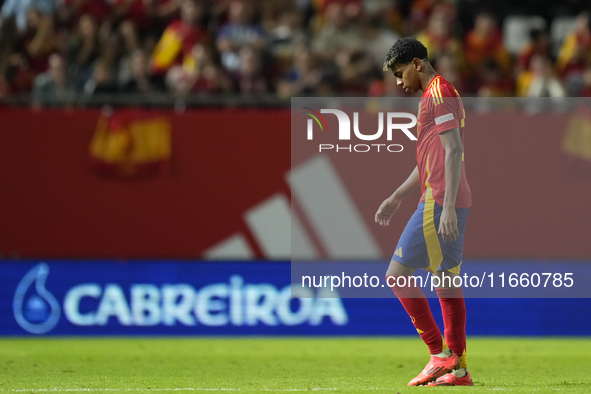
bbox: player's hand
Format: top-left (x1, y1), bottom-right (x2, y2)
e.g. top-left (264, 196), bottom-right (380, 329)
top-left (375, 197), bottom-right (401, 227)
top-left (438, 207), bottom-right (459, 242)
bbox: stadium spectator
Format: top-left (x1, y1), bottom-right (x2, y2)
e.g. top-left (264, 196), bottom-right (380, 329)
top-left (266, 5), bottom-right (307, 76)
top-left (98, 32), bottom-right (123, 74)
top-left (186, 43), bottom-right (231, 93)
top-left (361, 0), bottom-right (403, 35)
top-left (216, 0), bottom-right (264, 72)
top-left (463, 12), bottom-right (511, 92)
top-left (556, 11), bottom-right (591, 74)
top-left (259, 0), bottom-right (298, 32)
top-left (579, 66), bottom-right (591, 96)
top-left (476, 59), bottom-right (513, 97)
top-left (151, 0), bottom-right (208, 75)
top-left (165, 42), bottom-right (230, 95)
top-left (407, 0), bottom-right (455, 36)
top-left (165, 64), bottom-right (191, 94)
top-left (360, 16), bottom-right (400, 69)
top-left (154, 0), bottom-right (182, 23)
top-left (33, 53), bottom-right (77, 105)
top-left (122, 49), bottom-right (163, 92)
top-left (556, 11), bottom-right (591, 95)
top-left (311, 1), bottom-right (363, 60)
top-left (67, 14), bottom-right (102, 88)
top-left (21, 3), bottom-right (57, 76)
top-left (516, 55), bottom-right (566, 97)
top-left (0, 16), bottom-right (37, 95)
top-left (276, 46), bottom-right (322, 98)
top-left (83, 59), bottom-right (118, 94)
top-left (309, 0), bottom-right (362, 34)
top-left (112, 0), bottom-right (155, 52)
top-left (335, 45), bottom-right (374, 95)
top-left (58, 0), bottom-right (110, 27)
top-left (416, 10), bottom-right (463, 69)
top-left (112, 0), bottom-right (153, 29)
top-left (2, 0), bottom-right (591, 101)
top-left (517, 28), bottom-right (552, 73)
top-left (1, 0), bottom-right (56, 33)
top-left (233, 45), bottom-right (267, 94)
top-left (434, 54), bottom-right (463, 92)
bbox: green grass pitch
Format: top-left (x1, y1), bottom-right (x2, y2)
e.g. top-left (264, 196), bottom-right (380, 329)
top-left (1, 338), bottom-right (590, 393)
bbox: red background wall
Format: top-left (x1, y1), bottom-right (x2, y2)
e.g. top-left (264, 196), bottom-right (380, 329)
top-left (1, 108), bottom-right (590, 259)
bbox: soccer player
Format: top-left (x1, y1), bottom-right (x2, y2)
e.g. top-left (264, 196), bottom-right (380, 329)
top-left (375, 37), bottom-right (473, 387)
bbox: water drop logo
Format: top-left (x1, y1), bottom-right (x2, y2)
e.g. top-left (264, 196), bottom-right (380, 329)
top-left (13, 263), bottom-right (61, 334)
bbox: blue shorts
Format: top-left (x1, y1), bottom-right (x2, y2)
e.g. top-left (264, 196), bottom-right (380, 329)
top-left (392, 201), bottom-right (470, 273)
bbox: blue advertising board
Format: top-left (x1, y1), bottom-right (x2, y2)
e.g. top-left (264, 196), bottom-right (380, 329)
top-left (1, 260), bottom-right (590, 336)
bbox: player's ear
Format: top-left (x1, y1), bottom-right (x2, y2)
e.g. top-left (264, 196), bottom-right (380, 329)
top-left (413, 58), bottom-right (422, 71)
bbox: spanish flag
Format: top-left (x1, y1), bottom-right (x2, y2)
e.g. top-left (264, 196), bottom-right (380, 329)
top-left (89, 110), bottom-right (172, 177)
top-left (562, 106), bottom-right (591, 177)
top-left (151, 20), bottom-right (208, 74)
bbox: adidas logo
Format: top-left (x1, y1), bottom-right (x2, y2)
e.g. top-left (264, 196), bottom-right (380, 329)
top-left (203, 155), bottom-right (381, 260)
top-left (394, 247), bottom-right (403, 258)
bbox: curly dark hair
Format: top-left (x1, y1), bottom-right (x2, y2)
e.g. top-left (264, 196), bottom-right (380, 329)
top-left (383, 37), bottom-right (428, 71)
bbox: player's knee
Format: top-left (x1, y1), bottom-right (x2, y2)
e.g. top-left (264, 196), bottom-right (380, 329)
top-left (386, 259), bottom-right (416, 277)
top-left (434, 270), bottom-right (461, 289)
top-left (385, 274), bottom-right (421, 291)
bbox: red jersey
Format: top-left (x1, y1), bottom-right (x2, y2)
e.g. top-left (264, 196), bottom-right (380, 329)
top-left (416, 75), bottom-right (472, 208)
top-left (114, 0), bottom-right (150, 28)
top-left (63, 0), bottom-right (110, 23)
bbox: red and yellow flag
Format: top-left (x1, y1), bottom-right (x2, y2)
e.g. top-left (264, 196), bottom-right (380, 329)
top-left (562, 106), bottom-right (591, 177)
top-left (89, 110), bottom-right (172, 177)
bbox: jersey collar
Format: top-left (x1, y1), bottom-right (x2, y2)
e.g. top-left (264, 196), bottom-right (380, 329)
top-left (425, 75), bottom-right (441, 91)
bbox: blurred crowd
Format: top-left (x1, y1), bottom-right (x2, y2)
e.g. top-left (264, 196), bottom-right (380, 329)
top-left (1, 0), bottom-right (591, 105)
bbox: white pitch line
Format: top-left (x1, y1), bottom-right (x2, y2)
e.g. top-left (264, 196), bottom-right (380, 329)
top-left (0, 388), bottom-right (507, 393)
top-left (3, 390), bottom-right (337, 393)
top-left (3, 387), bottom-right (570, 393)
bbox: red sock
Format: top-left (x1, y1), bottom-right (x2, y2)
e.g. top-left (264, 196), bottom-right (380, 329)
top-left (388, 276), bottom-right (443, 355)
top-left (436, 287), bottom-right (467, 368)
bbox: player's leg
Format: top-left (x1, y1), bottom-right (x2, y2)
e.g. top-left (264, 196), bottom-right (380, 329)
top-left (428, 270), bottom-right (473, 386)
top-left (386, 202), bottom-right (459, 386)
top-left (428, 207), bottom-right (473, 387)
top-left (386, 204), bottom-right (444, 356)
top-left (435, 269), bottom-right (469, 375)
top-left (429, 269), bottom-right (472, 386)
top-left (386, 259), bottom-right (444, 355)
top-left (387, 260), bottom-right (459, 386)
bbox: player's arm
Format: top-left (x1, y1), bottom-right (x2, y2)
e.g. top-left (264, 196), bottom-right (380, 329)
top-left (375, 166), bottom-right (419, 227)
top-left (439, 128), bottom-right (463, 242)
